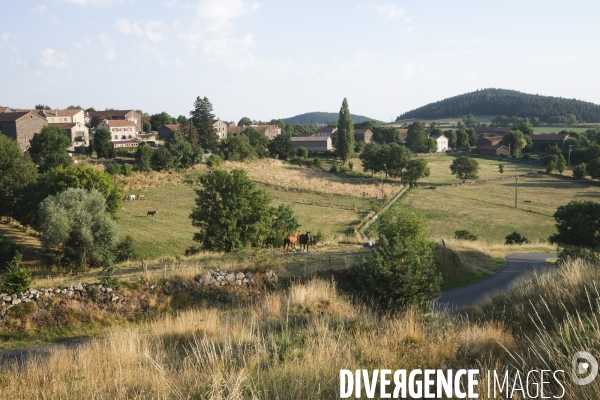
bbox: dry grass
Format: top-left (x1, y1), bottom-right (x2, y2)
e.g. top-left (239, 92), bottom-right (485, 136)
top-left (115, 170), bottom-right (187, 191)
top-left (0, 218), bottom-right (43, 267)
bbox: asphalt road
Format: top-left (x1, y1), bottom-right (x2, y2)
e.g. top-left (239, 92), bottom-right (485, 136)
top-left (0, 339), bottom-right (88, 366)
top-left (435, 253), bottom-right (557, 311)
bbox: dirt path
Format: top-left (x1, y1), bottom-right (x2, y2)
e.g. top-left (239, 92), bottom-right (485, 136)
top-left (0, 221), bottom-right (43, 266)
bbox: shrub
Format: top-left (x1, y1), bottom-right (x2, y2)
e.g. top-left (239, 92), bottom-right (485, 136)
top-left (311, 231), bottom-right (325, 245)
top-left (99, 264), bottom-right (119, 288)
top-left (0, 236), bottom-right (18, 270)
top-left (0, 252), bottom-right (32, 295)
top-left (557, 245), bottom-right (600, 264)
top-left (296, 147), bottom-right (308, 159)
top-left (206, 154), bottom-right (223, 169)
top-left (106, 163), bottom-right (121, 175)
top-left (311, 157), bottom-right (322, 170)
top-left (454, 230), bottom-right (478, 241)
top-left (522, 153), bottom-right (533, 160)
top-left (505, 231), bottom-right (529, 245)
top-left (573, 164), bottom-right (588, 179)
top-left (329, 164), bottom-right (339, 173)
top-left (348, 162), bottom-right (354, 171)
top-left (115, 235), bottom-right (138, 262)
top-left (121, 163), bottom-right (133, 176)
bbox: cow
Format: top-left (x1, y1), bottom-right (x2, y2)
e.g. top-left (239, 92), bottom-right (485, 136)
top-left (138, 194), bottom-right (146, 200)
top-left (147, 211), bottom-right (157, 217)
top-left (283, 231), bottom-right (301, 253)
top-left (299, 232), bottom-right (311, 252)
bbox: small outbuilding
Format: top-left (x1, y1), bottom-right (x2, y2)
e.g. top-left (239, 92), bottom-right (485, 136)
top-left (290, 136), bottom-right (332, 152)
top-left (478, 144), bottom-right (510, 157)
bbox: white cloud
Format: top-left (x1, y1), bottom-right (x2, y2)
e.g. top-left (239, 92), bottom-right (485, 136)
top-left (113, 19), bottom-right (165, 42)
top-left (50, 14), bottom-right (60, 24)
top-left (99, 34), bottom-right (116, 60)
top-left (197, 0), bottom-right (259, 30)
top-left (31, 5), bottom-right (47, 14)
top-left (39, 48), bottom-right (67, 68)
top-left (2, 32), bottom-right (10, 43)
top-left (370, 4), bottom-right (406, 20)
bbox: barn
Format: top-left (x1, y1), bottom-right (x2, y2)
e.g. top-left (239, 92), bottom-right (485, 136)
top-left (290, 136), bottom-right (332, 152)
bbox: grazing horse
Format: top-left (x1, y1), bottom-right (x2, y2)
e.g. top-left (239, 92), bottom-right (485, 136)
top-left (129, 194), bottom-right (136, 201)
top-left (147, 211), bottom-right (157, 217)
top-left (283, 231), bottom-right (301, 253)
top-left (138, 194), bottom-right (146, 200)
top-left (299, 232), bottom-right (311, 252)
top-left (125, 195), bottom-right (131, 201)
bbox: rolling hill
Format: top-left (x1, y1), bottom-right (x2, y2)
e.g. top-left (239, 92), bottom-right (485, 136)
top-left (396, 88), bottom-right (600, 123)
top-left (282, 112), bottom-right (382, 125)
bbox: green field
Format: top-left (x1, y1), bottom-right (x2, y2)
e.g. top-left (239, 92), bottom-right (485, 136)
top-left (118, 182), bottom-right (371, 259)
top-left (402, 172), bottom-right (600, 243)
top-left (534, 126), bottom-right (591, 134)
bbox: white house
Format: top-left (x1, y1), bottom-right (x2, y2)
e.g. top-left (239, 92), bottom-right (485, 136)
top-left (431, 134), bottom-right (448, 152)
top-left (41, 109), bottom-right (86, 125)
top-left (97, 120), bottom-right (137, 140)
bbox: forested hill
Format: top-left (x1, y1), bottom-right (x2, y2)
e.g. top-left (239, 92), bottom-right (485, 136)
top-left (396, 88), bottom-right (600, 123)
top-left (283, 112), bottom-right (381, 125)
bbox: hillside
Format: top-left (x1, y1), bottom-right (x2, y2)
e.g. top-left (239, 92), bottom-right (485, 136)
top-left (396, 88), bottom-right (600, 123)
top-left (283, 112), bottom-right (381, 125)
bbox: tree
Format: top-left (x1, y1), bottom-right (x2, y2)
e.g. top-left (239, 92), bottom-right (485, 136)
top-left (115, 235), bottom-right (137, 262)
top-left (505, 231), bottom-right (529, 245)
top-left (336, 98), bottom-right (355, 164)
top-left (0, 236), bottom-right (19, 270)
top-left (387, 144), bottom-right (413, 180)
top-left (0, 133), bottom-right (37, 217)
top-left (223, 135), bottom-right (257, 161)
top-left (444, 130), bottom-right (457, 148)
top-left (426, 137), bottom-right (437, 153)
top-left (573, 164), bottom-right (588, 179)
top-left (93, 128), bottom-right (112, 159)
top-left (463, 114), bottom-right (478, 128)
top-left (268, 132), bottom-right (294, 160)
top-left (206, 154), bottom-right (223, 169)
top-left (296, 146), bottom-right (308, 159)
top-left (402, 158), bottom-right (430, 187)
top-left (243, 127), bottom-right (269, 158)
top-left (35, 104), bottom-right (51, 110)
top-left (405, 122), bottom-right (428, 152)
top-left (550, 201), bottom-right (600, 250)
top-left (15, 165), bottom-right (123, 227)
top-left (450, 156), bottom-right (479, 182)
top-left (38, 188), bottom-right (119, 269)
top-left (28, 125), bottom-right (72, 172)
top-left (190, 169), bottom-right (275, 252)
top-left (499, 164), bottom-right (504, 174)
top-left (0, 252), bottom-right (32, 294)
top-left (545, 154), bottom-right (566, 174)
top-left (165, 130), bottom-right (200, 168)
top-left (142, 120), bottom-right (152, 132)
top-left (134, 144), bottom-right (153, 172)
top-left (354, 207), bottom-right (441, 311)
top-left (455, 230), bottom-right (478, 241)
top-left (238, 117), bottom-right (252, 126)
top-left (151, 146), bottom-right (176, 171)
top-left (149, 111), bottom-right (175, 131)
top-left (502, 130), bottom-right (528, 155)
top-left (266, 204), bottom-right (300, 248)
top-left (190, 96), bottom-right (220, 152)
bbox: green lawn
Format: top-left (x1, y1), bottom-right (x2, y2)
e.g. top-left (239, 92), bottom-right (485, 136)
top-left (402, 173), bottom-right (600, 243)
top-left (534, 127), bottom-right (591, 134)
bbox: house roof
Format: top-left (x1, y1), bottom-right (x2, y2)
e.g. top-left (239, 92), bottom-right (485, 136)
top-left (0, 107), bottom-right (11, 113)
top-left (162, 124), bottom-right (180, 131)
top-left (316, 127), bottom-right (337, 134)
top-left (15, 109), bottom-right (38, 113)
top-left (90, 110), bottom-right (134, 117)
top-left (481, 135), bottom-right (504, 142)
top-left (354, 129), bottom-right (372, 135)
top-left (227, 126), bottom-right (246, 134)
top-left (104, 120), bottom-right (136, 127)
top-left (291, 136), bottom-right (330, 142)
top-left (254, 125), bottom-right (279, 132)
top-left (431, 134), bottom-right (447, 140)
top-left (396, 128), bottom-right (408, 134)
top-left (479, 144), bottom-right (508, 151)
top-left (43, 109), bottom-right (82, 117)
top-left (531, 134), bottom-right (569, 141)
top-left (474, 127), bottom-right (512, 134)
top-left (0, 111), bottom-right (45, 122)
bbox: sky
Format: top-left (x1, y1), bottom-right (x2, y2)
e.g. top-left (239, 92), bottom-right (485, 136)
top-left (1, 0), bottom-right (600, 122)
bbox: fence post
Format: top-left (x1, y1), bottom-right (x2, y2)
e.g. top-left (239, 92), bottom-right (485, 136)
top-left (329, 255), bottom-right (332, 268)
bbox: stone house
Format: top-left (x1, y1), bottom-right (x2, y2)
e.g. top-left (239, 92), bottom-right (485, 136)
top-left (97, 120), bottom-right (137, 140)
top-left (89, 110), bottom-right (142, 133)
top-left (51, 122), bottom-right (90, 151)
top-left (354, 129), bottom-right (373, 143)
top-left (476, 135), bottom-right (504, 149)
top-left (0, 111), bottom-right (48, 151)
top-left (213, 119), bottom-right (228, 140)
top-left (0, 107), bottom-right (11, 113)
top-left (290, 136), bottom-right (332, 152)
top-left (316, 127), bottom-right (338, 137)
top-left (531, 133), bottom-right (570, 151)
top-left (479, 144), bottom-right (510, 157)
top-left (255, 125), bottom-right (281, 140)
top-left (157, 124), bottom-right (180, 140)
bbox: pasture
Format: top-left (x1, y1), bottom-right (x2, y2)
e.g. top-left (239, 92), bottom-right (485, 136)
top-left (402, 171), bottom-right (600, 243)
top-left (534, 126), bottom-right (590, 134)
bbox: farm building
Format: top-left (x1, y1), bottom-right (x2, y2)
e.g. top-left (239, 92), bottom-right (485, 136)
top-left (431, 134), bottom-right (448, 152)
top-left (112, 140), bottom-right (139, 148)
top-left (531, 133), bottom-right (570, 151)
top-left (254, 125), bottom-right (281, 140)
top-left (0, 111), bottom-right (48, 151)
top-left (316, 127), bottom-right (337, 137)
top-left (479, 144), bottom-right (510, 157)
top-left (157, 124), bottom-right (180, 140)
top-left (476, 135), bottom-right (504, 149)
top-left (97, 120), bottom-right (137, 140)
top-left (354, 129), bottom-right (373, 143)
top-left (290, 136), bottom-right (332, 152)
top-left (89, 110), bottom-right (142, 133)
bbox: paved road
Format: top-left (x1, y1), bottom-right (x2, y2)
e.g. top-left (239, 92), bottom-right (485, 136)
top-left (435, 253), bottom-right (556, 311)
top-left (0, 339), bottom-right (88, 366)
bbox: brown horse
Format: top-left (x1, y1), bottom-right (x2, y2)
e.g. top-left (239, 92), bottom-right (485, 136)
top-left (283, 231), bottom-right (301, 253)
top-left (298, 232), bottom-right (311, 252)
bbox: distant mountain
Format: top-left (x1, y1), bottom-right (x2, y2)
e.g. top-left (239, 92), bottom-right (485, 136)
top-left (283, 112), bottom-right (382, 125)
top-left (396, 88), bottom-right (600, 123)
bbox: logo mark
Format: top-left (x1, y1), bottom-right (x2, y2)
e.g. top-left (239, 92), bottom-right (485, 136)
top-left (572, 351), bottom-right (598, 386)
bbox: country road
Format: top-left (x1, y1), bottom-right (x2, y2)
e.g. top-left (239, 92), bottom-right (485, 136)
top-left (435, 253), bottom-right (557, 311)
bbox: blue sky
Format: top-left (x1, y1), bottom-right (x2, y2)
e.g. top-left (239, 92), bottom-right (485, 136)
top-left (1, 0), bottom-right (599, 122)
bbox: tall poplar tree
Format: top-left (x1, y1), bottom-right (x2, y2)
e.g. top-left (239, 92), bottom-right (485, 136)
top-left (190, 96), bottom-right (220, 152)
top-left (336, 98), bottom-right (355, 165)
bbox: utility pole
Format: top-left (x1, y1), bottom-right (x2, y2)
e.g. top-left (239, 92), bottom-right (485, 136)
top-left (515, 176), bottom-right (518, 208)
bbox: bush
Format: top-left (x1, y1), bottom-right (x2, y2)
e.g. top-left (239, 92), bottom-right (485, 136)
top-left (505, 231), bottom-right (529, 245)
top-left (0, 252), bottom-right (32, 295)
top-left (115, 235), bottom-right (138, 262)
top-left (311, 157), bottom-right (322, 170)
top-left (348, 161), bottom-right (354, 171)
top-left (0, 236), bottom-right (19, 270)
top-left (522, 153), bottom-right (533, 160)
top-left (206, 154), bottom-right (223, 169)
top-left (296, 147), bottom-right (308, 159)
top-left (311, 231), bottom-right (325, 245)
top-left (329, 164), bottom-right (339, 173)
top-left (121, 163), bottom-right (133, 176)
top-left (557, 245), bottom-right (600, 264)
top-left (454, 230), bottom-right (478, 241)
top-left (106, 163), bottom-right (121, 175)
top-left (573, 164), bottom-right (588, 179)
top-left (99, 264), bottom-right (119, 288)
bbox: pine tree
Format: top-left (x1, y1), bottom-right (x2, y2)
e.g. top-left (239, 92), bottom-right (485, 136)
top-left (190, 96), bottom-right (220, 152)
top-left (336, 98), bottom-right (355, 165)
